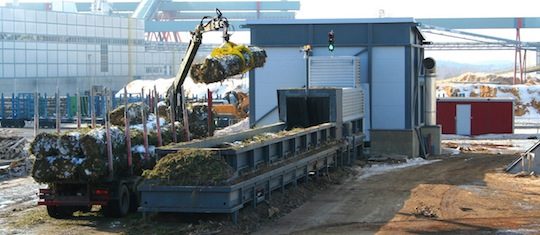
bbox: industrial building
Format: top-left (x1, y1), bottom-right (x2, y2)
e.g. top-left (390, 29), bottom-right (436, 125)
top-left (0, 7), bottom-right (183, 94)
top-left (246, 18), bottom-right (435, 157)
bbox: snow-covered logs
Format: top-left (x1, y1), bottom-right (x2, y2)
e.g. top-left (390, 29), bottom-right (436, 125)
top-left (190, 44), bottom-right (267, 84)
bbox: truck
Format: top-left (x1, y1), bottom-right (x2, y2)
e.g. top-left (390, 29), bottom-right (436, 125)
top-left (36, 9), bottom-right (235, 218)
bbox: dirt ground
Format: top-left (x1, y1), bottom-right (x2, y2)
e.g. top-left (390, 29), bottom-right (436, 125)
top-left (256, 153), bottom-right (540, 235)
top-left (2, 153), bottom-right (540, 234)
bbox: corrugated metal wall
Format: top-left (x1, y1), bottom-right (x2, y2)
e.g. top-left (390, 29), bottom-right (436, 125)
top-left (437, 100), bottom-right (514, 135)
top-left (308, 56), bottom-right (359, 88)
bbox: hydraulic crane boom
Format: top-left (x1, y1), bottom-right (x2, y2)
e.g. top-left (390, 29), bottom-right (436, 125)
top-left (172, 9), bottom-right (230, 95)
top-left (170, 9), bottom-right (230, 139)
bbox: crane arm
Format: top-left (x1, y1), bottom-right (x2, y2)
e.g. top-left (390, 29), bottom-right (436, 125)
top-left (172, 9), bottom-right (230, 94)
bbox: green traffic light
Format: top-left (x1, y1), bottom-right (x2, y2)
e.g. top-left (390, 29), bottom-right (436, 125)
top-left (328, 44), bottom-right (334, 52)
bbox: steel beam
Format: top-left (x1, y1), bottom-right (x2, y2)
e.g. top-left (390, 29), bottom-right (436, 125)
top-left (418, 17), bottom-right (540, 29)
top-left (75, 2), bottom-right (139, 12)
top-left (160, 1), bottom-right (300, 11)
top-left (145, 20), bottom-right (246, 32)
top-left (173, 11), bottom-right (295, 20)
top-left (132, 0), bottom-right (162, 20)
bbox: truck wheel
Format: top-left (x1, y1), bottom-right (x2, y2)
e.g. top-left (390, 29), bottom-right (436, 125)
top-left (46, 206), bottom-right (74, 219)
top-left (104, 185), bottom-right (130, 218)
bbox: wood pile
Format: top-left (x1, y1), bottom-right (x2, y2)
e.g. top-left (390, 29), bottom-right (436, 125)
top-left (190, 44), bottom-right (266, 84)
top-left (0, 136), bottom-right (31, 180)
top-left (142, 149), bottom-right (233, 186)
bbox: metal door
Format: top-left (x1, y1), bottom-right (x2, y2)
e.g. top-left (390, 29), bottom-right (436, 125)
top-left (456, 104), bottom-right (471, 135)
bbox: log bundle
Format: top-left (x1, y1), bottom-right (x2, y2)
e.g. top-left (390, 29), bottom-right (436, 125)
top-left (0, 136), bottom-right (31, 179)
top-left (0, 136), bottom-right (28, 160)
top-left (30, 119), bottom-right (184, 183)
top-left (190, 44), bottom-right (267, 84)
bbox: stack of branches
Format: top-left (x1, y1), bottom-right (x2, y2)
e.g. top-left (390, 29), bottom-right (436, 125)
top-left (142, 149), bottom-right (234, 186)
top-left (190, 44), bottom-right (267, 84)
top-left (30, 121), bottom-right (185, 183)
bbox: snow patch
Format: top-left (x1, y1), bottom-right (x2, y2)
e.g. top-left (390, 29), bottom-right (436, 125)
top-left (214, 118), bottom-right (249, 137)
top-left (357, 158), bottom-right (441, 180)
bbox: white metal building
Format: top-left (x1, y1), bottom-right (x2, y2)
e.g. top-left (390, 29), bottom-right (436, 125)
top-left (0, 7), bottom-right (185, 94)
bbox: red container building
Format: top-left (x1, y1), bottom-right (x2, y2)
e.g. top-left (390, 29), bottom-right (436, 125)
top-left (436, 98), bottom-right (514, 135)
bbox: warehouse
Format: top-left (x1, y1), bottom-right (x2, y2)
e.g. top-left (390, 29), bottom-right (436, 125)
top-left (245, 18), bottom-right (431, 157)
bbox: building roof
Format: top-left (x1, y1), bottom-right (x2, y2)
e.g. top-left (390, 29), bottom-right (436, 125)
top-left (244, 17), bottom-right (416, 26)
top-left (437, 97), bottom-right (515, 102)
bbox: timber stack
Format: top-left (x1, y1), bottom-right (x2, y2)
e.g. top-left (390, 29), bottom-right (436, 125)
top-left (190, 43), bottom-right (267, 84)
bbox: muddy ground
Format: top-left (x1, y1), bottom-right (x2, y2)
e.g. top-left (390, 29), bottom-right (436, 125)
top-left (2, 152), bottom-right (539, 234)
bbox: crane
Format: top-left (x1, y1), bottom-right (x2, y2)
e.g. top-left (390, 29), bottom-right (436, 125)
top-left (169, 9), bottom-right (231, 139)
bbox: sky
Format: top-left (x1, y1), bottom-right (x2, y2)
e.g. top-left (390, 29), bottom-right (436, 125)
top-left (1, 0), bottom-right (538, 65)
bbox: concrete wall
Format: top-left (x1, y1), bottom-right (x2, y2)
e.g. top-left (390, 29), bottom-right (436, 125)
top-left (370, 129), bottom-right (419, 158)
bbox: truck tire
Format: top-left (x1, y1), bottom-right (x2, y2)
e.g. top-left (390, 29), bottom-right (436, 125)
top-left (104, 184), bottom-right (130, 218)
top-left (46, 206), bottom-right (74, 219)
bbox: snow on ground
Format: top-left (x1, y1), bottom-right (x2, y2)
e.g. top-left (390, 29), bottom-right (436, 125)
top-left (214, 118), bottom-right (249, 137)
top-left (356, 158), bottom-right (441, 180)
top-left (0, 177), bottom-right (40, 214)
top-left (115, 76), bottom-right (249, 99)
